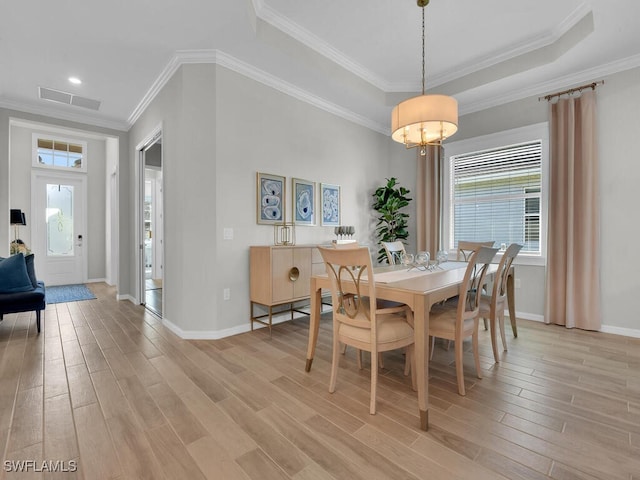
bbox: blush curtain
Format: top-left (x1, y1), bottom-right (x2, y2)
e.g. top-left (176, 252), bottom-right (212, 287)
top-left (416, 145), bottom-right (443, 257)
top-left (545, 89), bottom-right (601, 330)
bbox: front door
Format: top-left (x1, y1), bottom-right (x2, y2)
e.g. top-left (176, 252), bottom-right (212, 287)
top-left (32, 171), bottom-right (87, 286)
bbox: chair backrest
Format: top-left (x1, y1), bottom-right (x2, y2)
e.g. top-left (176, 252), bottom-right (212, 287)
top-left (332, 240), bottom-right (360, 249)
top-left (492, 243), bottom-right (523, 303)
top-left (381, 241), bottom-right (406, 265)
top-left (458, 246), bottom-right (499, 320)
top-left (457, 240), bottom-right (495, 261)
top-left (318, 246), bottom-right (377, 332)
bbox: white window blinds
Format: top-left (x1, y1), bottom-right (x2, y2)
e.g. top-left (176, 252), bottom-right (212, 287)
top-left (450, 140), bottom-right (542, 254)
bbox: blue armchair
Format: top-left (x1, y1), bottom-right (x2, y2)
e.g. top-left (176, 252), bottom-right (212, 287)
top-left (0, 253), bottom-right (46, 333)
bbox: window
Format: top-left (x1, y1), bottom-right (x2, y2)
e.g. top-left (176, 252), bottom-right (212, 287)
top-left (524, 186), bottom-right (540, 249)
top-left (444, 123), bottom-right (548, 261)
top-left (33, 135), bottom-right (87, 172)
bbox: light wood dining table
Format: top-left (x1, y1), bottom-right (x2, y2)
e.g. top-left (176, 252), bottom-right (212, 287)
top-left (305, 261), bottom-right (510, 431)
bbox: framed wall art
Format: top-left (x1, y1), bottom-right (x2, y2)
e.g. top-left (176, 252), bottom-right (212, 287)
top-left (257, 172), bottom-right (285, 224)
top-left (292, 178), bottom-right (315, 226)
top-left (320, 183), bottom-right (341, 226)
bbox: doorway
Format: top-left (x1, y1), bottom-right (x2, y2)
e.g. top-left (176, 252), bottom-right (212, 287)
top-left (138, 132), bottom-right (163, 316)
top-left (31, 171), bottom-right (87, 286)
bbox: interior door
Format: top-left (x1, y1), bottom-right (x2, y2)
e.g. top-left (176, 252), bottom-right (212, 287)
top-left (138, 132), bottom-right (163, 316)
top-left (32, 171), bottom-right (86, 286)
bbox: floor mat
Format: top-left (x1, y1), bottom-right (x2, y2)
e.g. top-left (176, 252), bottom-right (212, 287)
top-left (45, 284), bottom-right (97, 304)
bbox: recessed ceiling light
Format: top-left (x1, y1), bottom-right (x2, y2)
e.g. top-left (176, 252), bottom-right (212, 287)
top-left (68, 77), bottom-right (82, 85)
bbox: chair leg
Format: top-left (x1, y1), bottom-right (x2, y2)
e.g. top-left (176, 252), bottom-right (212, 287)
top-left (356, 349), bottom-right (363, 370)
top-left (483, 317), bottom-right (488, 330)
top-left (370, 348), bottom-right (378, 414)
top-left (455, 335), bottom-right (465, 396)
top-left (378, 352), bottom-right (384, 369)
top-left (499, 308), bottom-right (508, 352)
top-left (329, 331), bottom-right (340, 394)
top-left (429, 336), bottom-right (435, 360)
top-left (472, 324), bottom-right (483, 380)
top-left (488, 310), bottom-right (499, 363)
top-left (36, 310), bottom-right (41, 333)
top-left (403, 347), bottom-right (411, 376)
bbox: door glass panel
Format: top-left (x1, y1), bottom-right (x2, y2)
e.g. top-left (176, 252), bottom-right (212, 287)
top-left (46, 184), bottom-right (74, 256)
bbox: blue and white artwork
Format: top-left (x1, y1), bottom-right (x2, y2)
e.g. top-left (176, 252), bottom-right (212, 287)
top-left (321, 183), bottom-right (340, 226)
top-left (293, 178), bottom-right (315, 225)
top-left (257, 173), bottom-right (285, 224)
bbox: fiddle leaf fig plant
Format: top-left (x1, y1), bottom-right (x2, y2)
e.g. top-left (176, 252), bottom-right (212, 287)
top-left (372, 177), bottom-right (412, 263)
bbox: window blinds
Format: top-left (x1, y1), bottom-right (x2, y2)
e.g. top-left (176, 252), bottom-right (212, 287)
top-left (451, 140), bottom-right (542, 254)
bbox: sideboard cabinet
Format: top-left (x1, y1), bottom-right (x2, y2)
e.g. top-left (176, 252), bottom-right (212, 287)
top-left (249, 245), bottom-right (324, 333)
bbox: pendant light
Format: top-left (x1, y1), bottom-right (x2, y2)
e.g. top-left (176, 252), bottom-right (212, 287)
top-left (391, 0), bottom-right (458, 155)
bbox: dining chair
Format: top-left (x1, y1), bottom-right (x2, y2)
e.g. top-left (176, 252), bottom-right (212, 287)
top-left (457, 240), bottom-right (495, 261)
top-left (428, 246), bottom-right (498, 396)
top-left (479, 243), bottom-right (522, 362)
top-left (455, 240), bottom-right (495, 331)
top-left (318, 245), bottom-right (416, 414)
top-left (381, 241), bottom-right (406, 265)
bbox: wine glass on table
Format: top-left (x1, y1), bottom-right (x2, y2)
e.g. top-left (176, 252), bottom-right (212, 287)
top-left (416, 251), bottom-right (430, 270)
top-left (401, 252), bottom-right (414, 271)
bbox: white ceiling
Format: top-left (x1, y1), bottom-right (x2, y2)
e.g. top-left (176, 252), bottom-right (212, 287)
top-left (1, 0), bottom-right (638, 132)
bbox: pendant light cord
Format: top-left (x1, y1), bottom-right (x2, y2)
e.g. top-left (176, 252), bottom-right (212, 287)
top-left (421, 6), bottom-right (426, 95)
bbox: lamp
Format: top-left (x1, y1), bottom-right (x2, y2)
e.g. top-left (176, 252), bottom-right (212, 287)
top-left (10, 209), bottom-right (26, 243)
top-left (391, 0), bottom-right (458, 155)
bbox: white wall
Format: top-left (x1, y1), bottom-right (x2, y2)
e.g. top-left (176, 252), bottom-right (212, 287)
top-left (448, 66), bottom-right (640, 335)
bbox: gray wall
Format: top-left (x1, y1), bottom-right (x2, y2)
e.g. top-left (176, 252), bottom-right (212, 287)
top-left (447, 66), bottom-right (640, 334)
top-left (0, 108), bottom-right (128, 289)
top-left (10, 124), bottom-right (107, 280)
top-left (3, 62), bottom-right (636, 336)
top-left (129, 63), bottom-right (413, 336)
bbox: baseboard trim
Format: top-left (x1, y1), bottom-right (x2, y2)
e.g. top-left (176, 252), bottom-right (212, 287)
top-left (116, 294), bottom-right (136, 303)
top-left (157, 309), bottom-right (640, 341)
top-left (161, 317), bottom-right (248, 340)
top-left (162, 311), bottom-right (306, 340)
top-left (507, 310), bottom-right (640, 338)
top-left (86, 278), bottom-right (106, 284)
top-left (505, 310), bottom-right (545, 322)
top-left (600, 325), bottom-right (640, 339)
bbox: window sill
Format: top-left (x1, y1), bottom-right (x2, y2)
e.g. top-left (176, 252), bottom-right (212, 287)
top-left (507, 253), bottom-right (545, 267)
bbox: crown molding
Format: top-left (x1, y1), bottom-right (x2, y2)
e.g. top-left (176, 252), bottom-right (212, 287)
top-left (251, 0), bottom-right (593, 93)
top-left (429, 2), bottom-right (593, 88)
top-left (0, 97), bottom-right (128, 132)
top-left (128, 49), bottom-right (388, 135)
top-left (127, 50), bottom-right (217, 125)
top-left (460, 52), bottom-right (640, 116)
top-left (250, 0), bottom-right (393, 92)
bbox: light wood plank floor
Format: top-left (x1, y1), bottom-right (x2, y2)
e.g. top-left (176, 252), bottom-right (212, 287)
top-left (0, 282), bottom-right (639, 479)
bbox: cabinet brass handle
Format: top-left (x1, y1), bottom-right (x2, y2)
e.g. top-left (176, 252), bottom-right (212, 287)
top-left (289, 267), bottom-right (300, 282)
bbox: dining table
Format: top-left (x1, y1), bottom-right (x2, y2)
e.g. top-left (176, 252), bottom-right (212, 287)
top-left (304, 260), bottom-right (513, 431)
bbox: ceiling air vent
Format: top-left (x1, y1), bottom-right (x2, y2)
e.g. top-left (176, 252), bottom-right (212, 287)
top-left (39, 87), bottom-right (101, 111)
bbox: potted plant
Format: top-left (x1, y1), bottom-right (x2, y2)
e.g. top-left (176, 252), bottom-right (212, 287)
top-left (372, 177), bottom-right (412, 263)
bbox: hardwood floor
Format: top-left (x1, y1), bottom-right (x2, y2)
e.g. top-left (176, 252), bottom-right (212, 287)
top-left (0, 282), bottom-right (639, 479)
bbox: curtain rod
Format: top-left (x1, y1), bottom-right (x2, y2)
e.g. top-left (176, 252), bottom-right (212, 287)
top-left (538, 80), bottom-right (604, 102)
